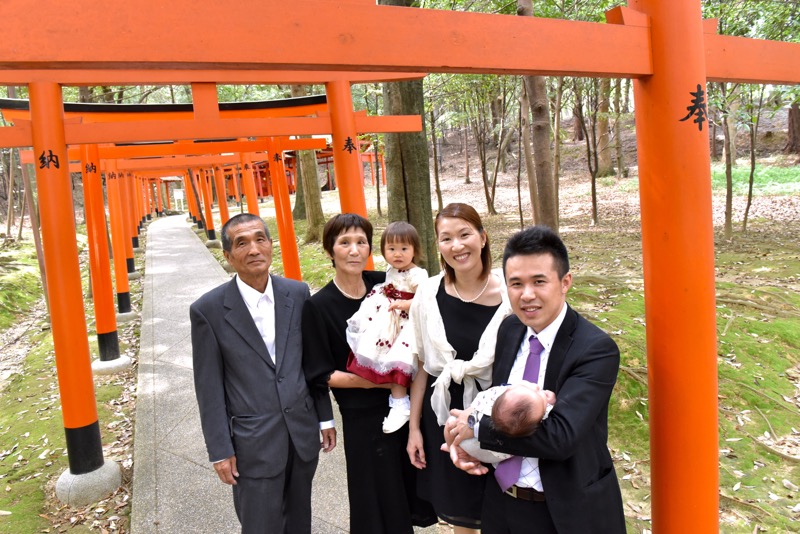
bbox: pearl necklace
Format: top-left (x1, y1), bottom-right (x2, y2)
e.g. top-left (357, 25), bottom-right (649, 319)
top-left (453, 276), bottom-right (491, 304)
top-left (333, 277), bottom-right (365, 300)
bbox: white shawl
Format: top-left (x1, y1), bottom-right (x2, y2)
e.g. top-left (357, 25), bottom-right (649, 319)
top-left (410, 269), bottom-right (512, 425)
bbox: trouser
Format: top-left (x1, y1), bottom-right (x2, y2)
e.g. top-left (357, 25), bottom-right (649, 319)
top-left (481, 476), bottom-right (557, 534)
top-left (232, 439), bottom-right (318, 534)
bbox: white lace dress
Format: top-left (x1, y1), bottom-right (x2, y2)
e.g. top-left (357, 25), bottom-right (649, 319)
top-left (346, 266), bottom-right (428, 387)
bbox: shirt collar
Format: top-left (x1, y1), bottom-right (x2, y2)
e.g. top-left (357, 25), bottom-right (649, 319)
top-left (235, 274), bottom-right (273, 309)
top-left (526, 301), bottom-right (568, 353)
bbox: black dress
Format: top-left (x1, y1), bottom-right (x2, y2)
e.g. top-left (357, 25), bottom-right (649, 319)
top-left (302, 271), bottom-right (436, 534)
top-left (417, 282), bottom-right (500, 529)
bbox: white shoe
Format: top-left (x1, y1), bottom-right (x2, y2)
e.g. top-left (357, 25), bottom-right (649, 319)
top-left (382, 406), bottom-right (410, 433)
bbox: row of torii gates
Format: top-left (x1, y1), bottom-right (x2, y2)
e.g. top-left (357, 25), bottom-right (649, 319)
top-left (2, 1), bottom-right (799, 531)
top-left (1, 93), bottom-right (396, 276)
top-left (1, 92), bottom-right (401, 367)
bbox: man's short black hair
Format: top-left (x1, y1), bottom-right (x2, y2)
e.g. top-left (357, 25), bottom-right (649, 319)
top-left (221, 213), bottom-right (270, 252)
top-left (502, 225), bottom-right (569, 279)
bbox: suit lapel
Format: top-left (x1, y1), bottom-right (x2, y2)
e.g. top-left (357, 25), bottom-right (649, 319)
top-left (271, 276), bottom-right (293, 372)
top-left (223, 277), bottom-right (275, 369)
top-left (543, 305), bottom-right (577, 391)
top-left (495, 316), bottom-right (527, 385)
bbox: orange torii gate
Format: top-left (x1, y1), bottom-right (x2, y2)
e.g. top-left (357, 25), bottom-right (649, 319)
top-left (107, 136), bottom-right (328, 279)
top-left (2, 1), bottom-right (800, 529)
top-left (5, 94), bottom-right (420, 280)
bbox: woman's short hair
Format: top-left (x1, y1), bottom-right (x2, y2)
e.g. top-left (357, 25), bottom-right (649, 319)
top-left (322, 213), bottom-right (374, 266)
top-left (434, 203), bottom-right (492, 282)
top-left (380, 221), bottom-right (421, 264)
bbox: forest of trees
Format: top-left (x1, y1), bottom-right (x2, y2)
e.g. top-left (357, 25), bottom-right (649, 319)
top-left (1, 0), bottom-right (798, 258)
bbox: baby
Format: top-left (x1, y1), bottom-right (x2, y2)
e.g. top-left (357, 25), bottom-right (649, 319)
top-left (445, 380), bottom-right (556, 464)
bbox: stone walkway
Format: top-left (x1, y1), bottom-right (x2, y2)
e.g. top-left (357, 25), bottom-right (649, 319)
top-left (130, 215), bottom-right (440, 533)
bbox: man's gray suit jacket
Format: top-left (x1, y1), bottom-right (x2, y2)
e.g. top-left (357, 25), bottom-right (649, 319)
top-left (190, 274), bottom-right (319, 479)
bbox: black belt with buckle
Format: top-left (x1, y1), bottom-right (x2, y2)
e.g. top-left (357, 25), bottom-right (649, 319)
top-left (505, 485), bottom-right (546, 502)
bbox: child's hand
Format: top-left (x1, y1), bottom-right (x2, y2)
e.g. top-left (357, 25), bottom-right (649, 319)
top-left (388, 300), bottom-right (412, 313)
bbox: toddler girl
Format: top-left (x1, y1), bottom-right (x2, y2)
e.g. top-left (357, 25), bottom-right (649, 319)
top-left (346, 221), bottom-right (428, 433)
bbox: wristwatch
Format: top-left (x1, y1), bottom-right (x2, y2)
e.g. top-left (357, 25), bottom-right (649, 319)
top-left (467, 414), bottom-right (477, 429)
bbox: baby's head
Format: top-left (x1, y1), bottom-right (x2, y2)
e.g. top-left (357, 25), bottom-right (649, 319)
top-left (491, 381), bottom-right (554, 438)
top-left (381, 221), bottom-right (421, 270)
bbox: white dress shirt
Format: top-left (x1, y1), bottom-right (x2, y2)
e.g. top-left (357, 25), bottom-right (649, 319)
top-left (503, 301), bottom-right (568, 491)
top-left (235, 274), bottom-right (276, 363)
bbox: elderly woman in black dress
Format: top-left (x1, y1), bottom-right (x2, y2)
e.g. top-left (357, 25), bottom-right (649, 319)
top-left (302, 213), bottom-right (435, 534)
top-left (406, 203), bottom-right (511, 534)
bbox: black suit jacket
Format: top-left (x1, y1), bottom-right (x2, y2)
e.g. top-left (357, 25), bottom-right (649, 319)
top-left (478, 305), bottom-right (626, 533)
top-left (190, 275), bottom-right (320, 479)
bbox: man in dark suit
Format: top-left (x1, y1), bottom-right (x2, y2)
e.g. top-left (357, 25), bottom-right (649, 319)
top-left (447, 226), bottom-right (625, 533)
top-left (190, 213), bottom-right (335, 534)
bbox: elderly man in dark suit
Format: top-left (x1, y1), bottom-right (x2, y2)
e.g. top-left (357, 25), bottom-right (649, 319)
top-left (447, 225), bottom-right (625, 533)
top-left (190, 213), bottom-right (335, 534)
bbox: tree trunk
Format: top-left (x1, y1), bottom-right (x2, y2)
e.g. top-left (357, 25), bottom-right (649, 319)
top-left (5, 148), bottom-right (16, 240)
top-left (574, 79), bottom-right (599, 226)
top-left (723, 96), bottom-right (738, 165)
top-left (472, 112), bottom-right (496, 215)
top-left (518, 0), bottom-right (556, 231)
top-left (374, 135), bottom-right (383, 217)
top-left (743, 87), bottom-right (764, 233)
top-left (16, 181), bottom-right (26, 241)
top-left (383, 81), bottom-right (407, 219)
top-left (430, 109), bottom-right (443, 212)
top-left (381, 66), bottom-right (438, 272)
top-left (552, 76), bottom-right (564, 218)
top-left (292, 160), bottom-right (306, 220)
top-left (722, 108), bottom-right (734, 239)
top-left (516, 108), bottom-right (525, 229)
top-left (463, 113), bottom-right (471, 184)
top-left (786, 102), bottom-right (800, 155)
top-left (622, 78), bottom-right (631, 113)
top-left (21, 164), bottom-right (49, 314)
top-left (289, 85), bottom-right (325, 242)
top-left (613, 79), bottom-right (627, 178)
top-left (490, 121), bottom-right (513, 211)
top-left (490, 90), bottom-right (503, 147)
top-left (710, 117), bottom-right (720, 161)
top-left (523, 74), bottom-right (556, 230)
top-left (743, 122), bottom-right (756, 233)
top-left (597, 78), bottom-right (614, 177)
top-left (79, 86), bottom-right (93, 103)
top-left (572, 110), bottom-right (584, 141)
top-left (520, 84), bottom-right (540, 223)
top-left (488, 86), bottom-right (510, 212)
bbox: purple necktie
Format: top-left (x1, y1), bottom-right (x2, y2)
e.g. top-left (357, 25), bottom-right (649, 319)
top-left (494, 335), bottom-right (544, 492)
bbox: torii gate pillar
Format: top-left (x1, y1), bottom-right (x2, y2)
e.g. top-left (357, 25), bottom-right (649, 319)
top-left (239, 154), bottom-right (261, 216)
top-left (155, 178), bottom-right (165, 216)
top-left (28, 82), bottom-right (121, 505)
top-left (266, 138), bottom-right (302, 281)
top-left (326, 80), bottom-right (375, 269)
top-left (626, 1), bottom-right (718, 531)
top-left (199, 168), bottom-right (218, 242)
top-left (184, 171), bottom-right (198, 224)
top-left (80, 144), bottom-right (129, 373)
top-left (326, 80), bottom-right (368, 216)
top-left (212, 167), bottom-right (230, 225)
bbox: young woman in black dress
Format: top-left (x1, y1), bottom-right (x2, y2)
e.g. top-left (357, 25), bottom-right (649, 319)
top-left (407, 203), bottom-right (511, 534)
top-left (302, 213), bottom-right (435, 534)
